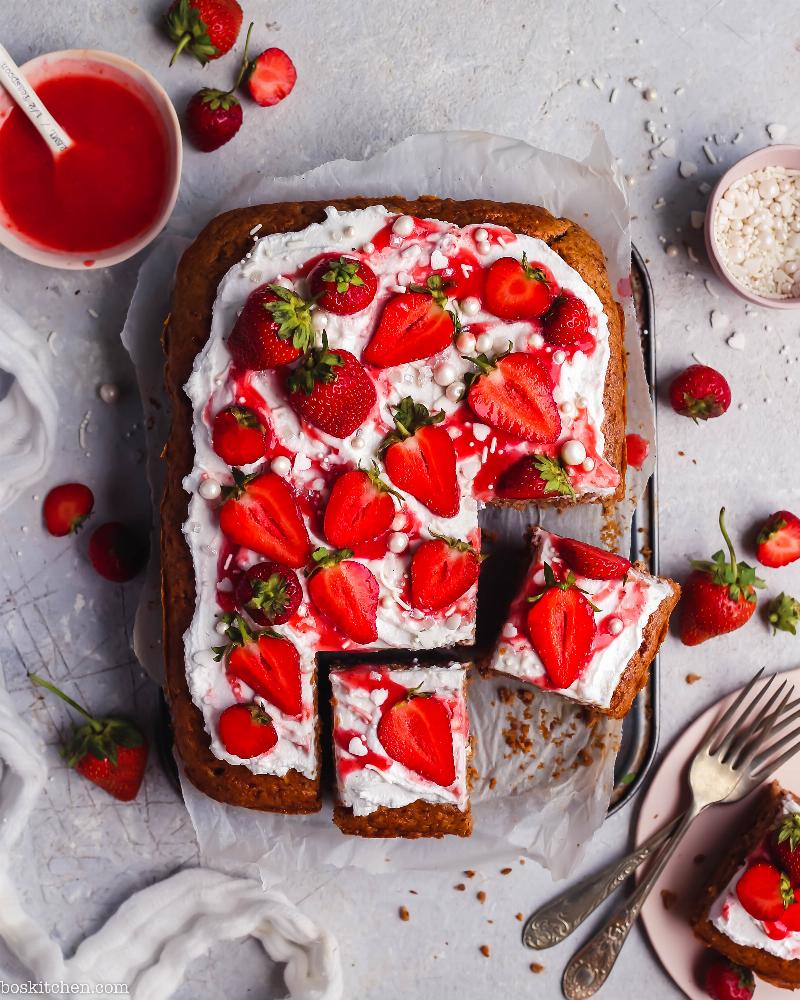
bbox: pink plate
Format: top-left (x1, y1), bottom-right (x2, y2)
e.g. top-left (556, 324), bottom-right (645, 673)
top-left (637, 666), bottom-right (800, 999)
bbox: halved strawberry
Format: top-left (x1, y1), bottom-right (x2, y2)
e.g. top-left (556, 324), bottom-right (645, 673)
top-left (483, 253), bottom-right (554, 321)
top-left (211, 406), bottom-right (266, 466)
top-left (234, 561), bottom-right (301, 626)
top-left (246, 47), bottom-right (297, 107)
top-left (307, 547), bottom-right (379, 644)
top-left (465, 350), bottom-right (560, 443)
top-left (218, 703), bottom-right (277, 758)
top-left (379, 397), bottom-right (459, 518)
top-left (757, 510), bottom-right (800, 568)
top-left (410, 534), bottom-right (482, 613)
top-left (43, 482), bottom-right (94, 536)
top-left (556, 537), bottom-right (631, 580)
top-left (219, 470), bottom-right (311, 567)
top-left (286, 334), bottom-right (376, 438)
top-left (309, 255), bottom-right (377, 316)
top-left (495, 454), bottom-right (574, 500)
top-left (227, 284), bottom-right (315, 370)
top-left (377, 693), bottom-right (456, 786)
top-left (323, 465), bottom-right (400, 549)
top-left (526, 565), bottom-right (597, 688)
top-left (736, 862), bottom-right (794, 921)
top-left (363, 276), bottom-right (455, 368)
top-left (542, 294), bottom-right (594, 352)
top-left (214, 613), bottom-right (302, 717)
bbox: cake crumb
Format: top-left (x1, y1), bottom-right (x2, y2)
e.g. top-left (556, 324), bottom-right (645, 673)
top-left (530, 963), bottom-right (544, 974)
top-left (399, 906), bottom-right (410, 921)
top-left (464, 869), bottom-right (476, 878)
top-left (515, 912), bottom-right (524, 922)
top-left (686, 673), bottom-right (701, 685)
top-left (479, 945), bottom-right (490, 958)
top-left (488, 777), bottom-right (497, 790)
top-left (500, 867), bottom-right (512, 875)
top-left (660, 889), bottom-right (677, 911)
top-left (454, 883), bottom-right (466, 891)
top-left (477, 891), bottom-right (487, 903)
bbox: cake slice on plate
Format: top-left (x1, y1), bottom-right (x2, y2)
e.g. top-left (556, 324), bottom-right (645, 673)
top-left (692, 781), bottom-right (800, 989)
top-left (487, 528), bottom-right (680, 718)
top-left (330, 662), bottom-right (472, 838)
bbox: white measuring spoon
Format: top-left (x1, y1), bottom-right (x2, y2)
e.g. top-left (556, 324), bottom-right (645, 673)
top-left (0, 43), bottom-right (72, 154)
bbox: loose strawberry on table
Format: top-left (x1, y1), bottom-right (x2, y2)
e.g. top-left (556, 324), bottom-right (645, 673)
top-left (214, 612), bottom-right (302, 717)
top-left (29, 673), bottom-right (147, 802)
top-left (286, 334), bottom-right (377, 438)
top-left (88, 522), bottom-right (146, 582)
top-left (309, 255), bottom-right (378, 315)
top-left (306, 547), bottom-right (379, 644)
top-left (218, 703), bottom-right (278, 758)
top-left (703, 957), bottom-right (755, 1000)
top-left (679, 507), bottom-right (765, 646)
top-left (542, 293), bottom-right (594, 353)
top-left (495, 454), bottom-right (574, 500)
top-left (757, 510), bottom-right (800, 568)
top-left (246, 46), bottom-right (297, 106)
top-left (234, 561), bottom-right (302, 626)
top-left (165, 0), bottom-right (243, 65)
top-left (211, 406), bottom-right (267, 466)
top-left (377, 692), bottom-right (456, 786)
top-left (219, 469), bottom-right (311, 567)
top-left (43, 482), bottom-right (94, 536)
top-left (410, 534), bottom-right (482, 613)
top-left (184, 21), bottom-right (253, 152)
top-left (323, 465), bottom-right (400, 549)
top-left (526, 564), bottom-right (598, 689)
top-left (669, 364), bottom-right (731, 421)
top-left (363, 276), bottom-right (455, 367)
top-left (483, 253), bottom-right (554, 321)
top-left (556, 537), bottom-right (631, 580)
top-left (227, 283), bottom-right (316, 369)
top-left (465, 349), bottom-right (561, 443)
top-left (379, 397), bottom-right (459, 518)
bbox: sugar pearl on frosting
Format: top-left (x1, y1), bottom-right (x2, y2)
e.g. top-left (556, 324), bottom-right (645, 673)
top-left (456, 331), bottom-right (476, 352)
top-left (348, 736), bottom-right (368, 757)
top-left (446, 382), bottom-right (464, 402)
top-left (393, 215), bottom-right (414, 237)
top-left (559, 401), bottom-right (575, 417)
top-left (270, 456), bottom-right (292, 477)
top-left (388, 532), bottom-right (409, 553)
top-left (608, 617), bottom-right (624, 636)
top-left (445, 613), bottom-right (461, 630)
top-left (215, 620), bottom-right (229, 635)
top-left (98, 382), bottom-right (119, 404)
top-left (475, 332), bottom-right (493, 353)
top-left (343, 225), bottom-right (356, 239)
top-left (552, 350), bottom-right (567, 364)
top-left (391, 514), bottom-right (405, 531)
top-left (476, 240), bottom-right (491, 256)
top-left (528, 333), bottom-right (545, 349)
top-left (474, 228), bottom-right (489, 242)
top-left (199, 478), bottom-right (222, 501)
top-left (312, 310), bottom-right (329, 332)
top-left (350, 434), bottom-right (365, 450)
top-left (433, 362), bottom-right (457, 387)
top-left (581, 457), bottom-right (596, 472)
top-left (461, 296), bottom-right (481, 316)
top-left (561, 439), bottom-right (587, 466)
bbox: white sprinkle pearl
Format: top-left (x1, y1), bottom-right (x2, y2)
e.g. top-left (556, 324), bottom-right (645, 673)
top-left (474, 228), bottom-right (489, 242)
top-left (270, 456), bottom-right (292, 477)
top-left (608, 617), bottom-right (624, 636)
top-left (215, 620), bottom-right (229, 636)
top-left (476, 240), bottom-right (491, 255)
top-left (391, 514), bottom-right (405, 531)
top-left (559, 401), bottom-right (575, 417)
top-left (561, 439), bottom-right (587, 466)
top-left (433, 362), bottom-right (457, 387)
top-left (348, 737), bottom-right (368, 757)
top-left (456, 331), bottom-right (476, 352)
top-left (581, 457), bottom-right (596, 472)
top-left (98, 382), bottom-right (119, 404)
top-left (475, 333), bottom-right (494, 353)
top-left (461, 296), bottom-right (481, 316)
top-left (552, 350), bottom-right (566, 364)
top-left (199, 478), bottom-right (222, 501)
top-left (311, 310), bottom-right (329, 333)
top-left (343, 225), bottom-right (356, 239)
top-left (445, 613), bottom-right (462, 630)
top-left (528, 333), bottom-right (545, 349)
top-left (388, 532), bottom-right (409, 554)
top-left (446, 382), bottom-right (464, 402)
top-left (350, 434), bottom-right (366, 450)
top-left (392, 215), bottom-right (414, 237)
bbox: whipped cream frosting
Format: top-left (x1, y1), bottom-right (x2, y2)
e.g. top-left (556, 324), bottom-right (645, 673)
top-left (330, 663), bottom-right (470, 816)
top-left (181, 206), bottom-right (618, 776)
top-left (710, 795), bottom-right (800, 960)
top-left (489, 529), bottom-right (673, 710)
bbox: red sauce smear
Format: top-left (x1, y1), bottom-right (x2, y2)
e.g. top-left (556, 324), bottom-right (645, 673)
top-left (0, 74), bottom-right (169, 252)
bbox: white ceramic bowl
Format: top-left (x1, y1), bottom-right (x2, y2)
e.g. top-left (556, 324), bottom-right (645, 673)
top-left (705, 144), bottom-right (800, 310)
top-left (0, 49), bottom-right (181, 270)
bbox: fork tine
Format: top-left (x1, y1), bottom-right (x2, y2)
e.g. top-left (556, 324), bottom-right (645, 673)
top-left (729, 683), bottom-right (794, 768)
top-left (752, 732), bottom-right (800, 780)
top-left (710, 673), bottom-right (777, 757)
top-left (751, 719), bottom-right (800, 773)
top-left (701, 667), bottom-right (766, 753)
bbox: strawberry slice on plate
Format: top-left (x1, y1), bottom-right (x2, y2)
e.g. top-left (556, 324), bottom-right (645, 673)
top-left (465, 349), bottom-right (560, 443)
top-left (235, 561), bottom-right (302, 626)
top-left (309, 255), bottom-right (378, 316)
top-left (484, 253), bottom-right (554, 321)
top-left (757, 510), bottom-right (800, 568)
top-left (218, 703), bottom-right (278, 758)
top-left (736, 861), bottom-right (794, 921)
top-left (363, 276), bottom-right (455, 367)
top-left (286, 334), bottom-right (376, 438)
top-left (410, 533), bottom-right (482, 613)
top-left (526, 564), bottom-right (598, 688)
top-left (377, 692), bottom-right (456, 786)
top-left (43, 482), bottom-right (94, 536)
top-left (379, 397), bottom-right (459, 518)
top-left (219, 469), bottom-right (311, 567)
top-left (307, 547), bottom-right (379, 644)
top-left (495, 454), bottom-right (574, 500)
top-left (215, 612), bottom-right (302, 717)
top-left (246, 47), bottom-right (297, 106)
top-left (556, 537), bottom-right (631, 580)
top-left (323, 465), bottom-right (400, 549)
top-left (227, 283), bottom-right (315, 370)
top-left (211, 405), bottom-right (267, 466)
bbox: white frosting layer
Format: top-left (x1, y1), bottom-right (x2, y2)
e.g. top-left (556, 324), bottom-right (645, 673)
top-left (489, 529), bottom-right (673, 710)
top-left (330, 664), bottom-right (469, 816)
top-left (710, 795), bottom-right (800, 959)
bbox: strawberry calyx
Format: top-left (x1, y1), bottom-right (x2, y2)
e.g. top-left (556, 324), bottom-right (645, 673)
top-left (778, 812), bottom-right (800, 852)
top-left (519, 251), bottom-right (549, 285)
top-left (263, 284), bottom-right (316, 351)
top-left (407, 274), bottom-right (453, 310)
top-left (194, 87), bottom-right (241, 112)
top-left (244, 703), bottom-right (274, 728)
top-left (429, 529), bottom-right (484, 562)
top-left (211, 611), bottom-right (281, 660)
top-left (769, 593), bottom-right (800, 635)
top-left (461, 342), bottom-right (514, 390)
top-left (228, 405), bottom-right (263, 430)
top-left (166, 0), bottom-right (218, 65)
top-left (690, 507), bottom-right (766, 604)
top-left (305, 545), bottom-right (354, 578)
top-left (363, 461), bottom-right (404, 503)
top-left (528, 563), bottom-right (601, 612)
top-left (532, 454), bottom-right (574, 497)
top-left (758, 515), bottom-right (788, 546)
top-left (378, 396), bottom-right (445, 456)
top-left (321, 257), bottom-right (366, 294)
top-left (680, 390), bottom-right (725, 423)
top-left (246, 576), bottom-right (292, 620)
top-left (286, 333), bottom-right (343, 395)
top-left (221, 466), bottom-right (257, 502)
top-left (782, 872), bottom-right (796, 907)
top-left (29, 672), bottom-right (143, 768)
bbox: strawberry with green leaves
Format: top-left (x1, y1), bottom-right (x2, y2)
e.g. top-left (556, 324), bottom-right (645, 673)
top-left (736, 862), bottom-right (794, 921)
top-left (235, 561), bottom-right (302, 626)
top-left (363, 276), bottom-right (456, 367)
top-left (29, 673), bottom-right (147, 802)
top-left (410, 534), bottom-right (482, 613)
top-left (228, 283), bottom-right (316, 370)
top-left (704, 957), bottom-right (755, 1000)
top-left (774, 812), bottom-right (800, 884)
top-left (679, 508), bottom-right (765, 646)
top-left (212, 406), bottom-right (267, 466)
top-left (183, 22), bottom-right (253, 152)
top-left (768, 593), bottom-right (800, 636)
top-left (43, 483), bottom-right (94, 536)
top-left (495, 454), bottom-right (574, 500)
top-left (669, 364), bottom-right (731, 422)
top-left (309, 255), bottom-right (378, 316)
top-left (526, 564), bottom-right (598, 689)
top-left (307, 547), bottom-right (379, 644)
top-left (165, 0), bottom-right (243, 65)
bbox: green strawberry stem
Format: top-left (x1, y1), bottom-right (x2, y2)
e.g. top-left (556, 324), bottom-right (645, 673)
top-left (718, 507), bottom-right (737, 579)
top-left (235, 22), bottom-right (254, 89)
top-left (29, 672), bottom-right (101, 731)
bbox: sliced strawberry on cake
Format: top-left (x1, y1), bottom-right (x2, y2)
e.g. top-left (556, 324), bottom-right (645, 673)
top-left (227, 284), bottom-right (315, 369)
top-left (211, 405), bottom-right (267, 466)
top-left (219, 469), bottom-right (311, 567)
top-left (323, 465), bottom-right (400, 549)
top-left (483, 253), bottom-right (554, 320)
top-left (308, 255), bottom-right (377, 315)
top-left (410, 533), bottom-right (482, 613)
top-left (377, 691), bottom-right (457, 786)
top-left (218, 703), bottom-right (278, 759)
top-left (495, 454), bottom-right (574, 500)
top-left (306, 547), bottom-right (379, 645)
top-left (363, 276), bottom-right (455, 367)
top-left (465, 349), bottom-right (561, 444)
top-left (234, 561), bottom-right (302, 626)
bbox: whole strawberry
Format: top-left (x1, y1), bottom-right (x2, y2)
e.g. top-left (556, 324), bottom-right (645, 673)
top-left (184, 22), bottom-right (252, 152)
top-left (165, 0), bottom-right (243, 65)
top-left (704, 956), bottom-right (754, 1000)
top-left (679, 508), bottom-right (765, 646)
top-left (43, 482), bottom-right (94, 536)
top-left (774, 811), bottom-right (800, 884)
top-left (29, 673), bottom-right (147, 801)
top-left (669, 364), bottom-right (731, 422)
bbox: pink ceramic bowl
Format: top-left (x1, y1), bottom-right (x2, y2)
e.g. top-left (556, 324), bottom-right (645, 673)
top-left (705, 144), bottom-right (800, 309)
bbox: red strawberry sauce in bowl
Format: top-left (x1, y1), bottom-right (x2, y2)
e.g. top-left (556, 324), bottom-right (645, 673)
top-left (0, 50), bottom-right (181, 269)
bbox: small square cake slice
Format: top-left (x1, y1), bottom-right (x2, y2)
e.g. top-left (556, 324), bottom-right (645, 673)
top-left (692, 781), bottom-right (800, 990)
top-left (488, 528), bottom-right (680, 718)
top-left (330, 662), bottom-right (472, 838)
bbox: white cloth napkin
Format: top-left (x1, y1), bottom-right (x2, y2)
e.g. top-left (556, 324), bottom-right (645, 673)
top-left (0, 682), bottom-right (342, 1000)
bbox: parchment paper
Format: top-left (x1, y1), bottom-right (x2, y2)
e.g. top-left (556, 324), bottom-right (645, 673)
top-left (122, 130), bottom-right (654, 883)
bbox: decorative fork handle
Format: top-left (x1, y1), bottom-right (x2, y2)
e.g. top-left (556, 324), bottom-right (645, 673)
top-left (522, 812), bottom-right (685, 950)
top-left (561, 807), bottom-right (699, 999)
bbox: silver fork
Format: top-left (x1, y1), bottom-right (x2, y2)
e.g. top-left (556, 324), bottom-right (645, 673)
top-left (554, 670), bottom-right (800, 999)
